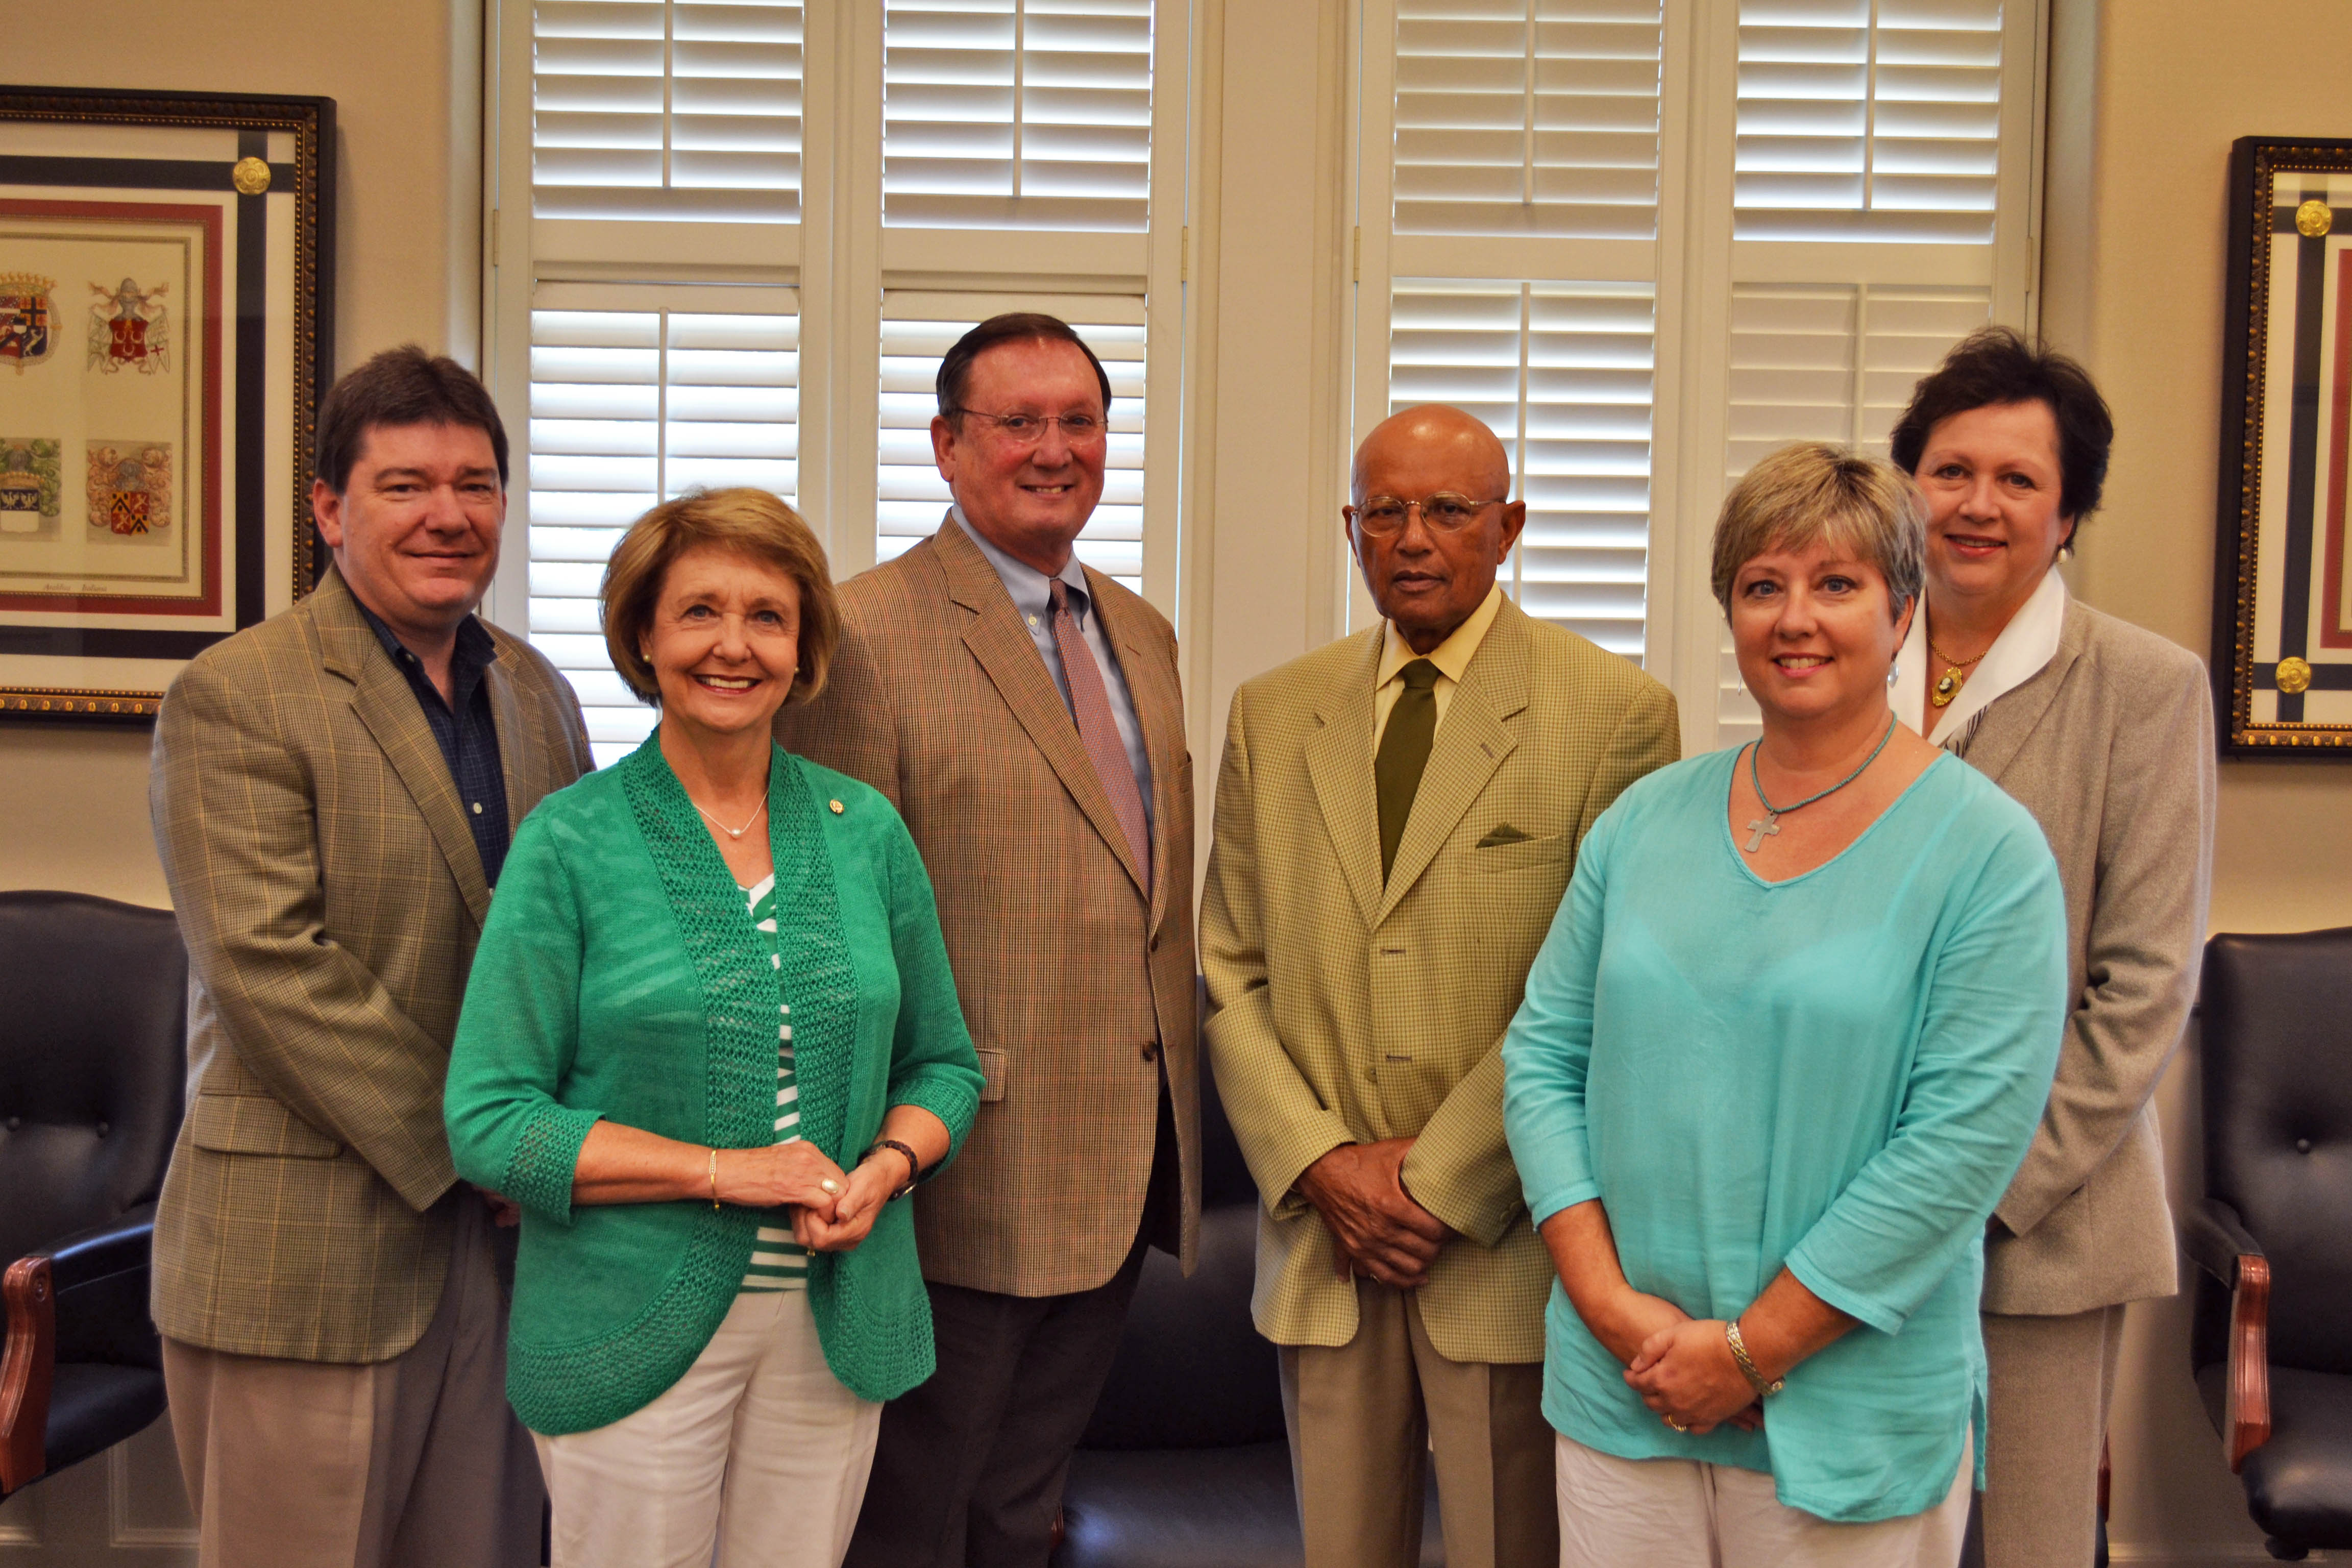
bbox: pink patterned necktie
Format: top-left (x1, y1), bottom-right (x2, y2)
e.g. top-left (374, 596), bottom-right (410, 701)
top-left (1047, 577), bottom-right (1152, 887)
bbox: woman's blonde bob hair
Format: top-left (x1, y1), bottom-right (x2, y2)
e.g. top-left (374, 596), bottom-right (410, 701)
top-left (1709, 442), bottom-right (1925, 621)
top-left (600, 487), bottom-right (841, 709)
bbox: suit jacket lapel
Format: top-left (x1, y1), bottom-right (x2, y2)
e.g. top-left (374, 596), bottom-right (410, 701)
top-left (484, 648), bottom-right (532, 855)
top-left (1305, 630), bottom-right (1386, 929)
top-left (1088, 563), bottom-right (1180, 930)
top-left (1376, 602), bottom-right (1530, 925)
top-left (1954, 609), bottom-right (2086, 786)
top-left (316, 572), bottom-right (495, 929)
top-left (937, 516), bottom-right (1149, 898)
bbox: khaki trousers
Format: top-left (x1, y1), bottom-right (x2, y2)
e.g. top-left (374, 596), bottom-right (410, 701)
top-left (1278, 1279), bottom-right (1555, 1568)
top-left (162, 1196), bottom-right (543, 1568)
top-left (1979, 1305), bottom-right (2125, 1568)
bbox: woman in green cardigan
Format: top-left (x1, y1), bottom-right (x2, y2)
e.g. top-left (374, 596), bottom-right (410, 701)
top-left (445, 487), bottom-right (983, 1568)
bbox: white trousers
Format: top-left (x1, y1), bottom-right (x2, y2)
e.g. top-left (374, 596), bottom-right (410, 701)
top-left (534, 1290), bottom-right (881, 1568)
top-left (1554, 1431), bottom-right (1973, 1568)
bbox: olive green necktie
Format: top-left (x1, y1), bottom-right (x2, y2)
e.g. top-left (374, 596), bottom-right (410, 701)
top-left (1376, 658), bottom-right (1440, 881)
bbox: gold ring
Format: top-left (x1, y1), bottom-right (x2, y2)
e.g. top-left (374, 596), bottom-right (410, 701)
top-left (819, 1178), bottom-right (842, 1195)
top-left (1662, 1415), bottom-right (1688, 1433)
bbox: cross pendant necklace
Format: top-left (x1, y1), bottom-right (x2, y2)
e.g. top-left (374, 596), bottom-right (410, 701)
top-left (1739, 714), bottom-right (1899, 855)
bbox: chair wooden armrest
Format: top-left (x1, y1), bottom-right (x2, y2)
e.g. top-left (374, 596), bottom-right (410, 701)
top-left (0, 1255), bottom-right (55, 1496)
top-left (2181, 1195), bottom-right (2272, 1472)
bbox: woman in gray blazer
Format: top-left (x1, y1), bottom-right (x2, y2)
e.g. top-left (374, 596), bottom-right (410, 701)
top-left (1888, 327), bottom-right (2217, 1568)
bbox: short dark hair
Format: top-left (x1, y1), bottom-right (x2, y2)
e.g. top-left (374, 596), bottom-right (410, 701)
top-left (1888, 326), bottom-right (2114, 524)
top-left (314, 345), bottom-right (509, 495)
top-left (935, 312), bottom-right (1113, 422)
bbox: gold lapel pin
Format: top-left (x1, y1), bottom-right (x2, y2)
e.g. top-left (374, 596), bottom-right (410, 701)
top-left (829, 798), bottom-right (844, 814)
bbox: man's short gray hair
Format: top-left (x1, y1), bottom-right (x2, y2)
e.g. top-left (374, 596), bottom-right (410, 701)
top-left (1709, 442), bottom-right (1925, 621)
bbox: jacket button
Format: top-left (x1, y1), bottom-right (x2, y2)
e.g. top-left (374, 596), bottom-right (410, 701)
top-left (1141, 1042), bottom-right (1160, 1063)
top-left (95, 1120), bottom-right (110, 1137)
top-left (4, 1115), bottom-right (17, 1131)
top-left (2297, 1137), bottom-right (2313, 1154)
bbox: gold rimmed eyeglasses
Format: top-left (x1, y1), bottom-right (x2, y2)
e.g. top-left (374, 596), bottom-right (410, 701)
top-left (947, 409), bottom-right (1108, 447)
top-left (1345, 493), bottom-right (1507, 537)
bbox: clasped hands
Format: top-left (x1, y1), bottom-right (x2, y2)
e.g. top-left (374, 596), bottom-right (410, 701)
top-left (1295, 1138), bottom-right (1452, 1289)
top-left (1594, 1286), bottom-right (1763, 1436)
top-left (712, 1140), bottom-right (899, 1252)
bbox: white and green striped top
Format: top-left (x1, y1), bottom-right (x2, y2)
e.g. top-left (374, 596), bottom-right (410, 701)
top-left (739, 874), bottom-right (810, 1293)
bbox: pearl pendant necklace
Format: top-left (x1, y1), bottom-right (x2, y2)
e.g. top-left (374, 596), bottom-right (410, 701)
top-left (692, 797), bottom-right (766, 840)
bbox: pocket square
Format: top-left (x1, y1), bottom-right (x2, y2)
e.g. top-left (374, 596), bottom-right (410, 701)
top-left (1476, 824), bottom-right (1532, 847)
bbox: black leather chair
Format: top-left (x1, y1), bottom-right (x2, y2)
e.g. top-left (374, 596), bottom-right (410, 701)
top-left (1055, 1043), bottom-right (1443, 1567)
top-left (2186, 928), bottom-right (2352, 1560)
top-left (0, 890), bottom-right (187, 1498)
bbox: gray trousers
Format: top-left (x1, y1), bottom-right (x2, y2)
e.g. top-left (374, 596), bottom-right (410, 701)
top-left (162, 1195), bottom-right (543, 1568)
top-left (1979, 1305), bottom-right (2126, 1568)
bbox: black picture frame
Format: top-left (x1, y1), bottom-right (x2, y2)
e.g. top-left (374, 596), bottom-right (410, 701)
top-left (2215, 135), bottom-right (2352, 755)
top-left (0, 85), bottom-right (333, 723)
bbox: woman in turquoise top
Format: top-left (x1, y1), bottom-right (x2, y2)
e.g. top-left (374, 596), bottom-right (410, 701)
top-left (1501, 444), bottom-right (2067, 1565)
top-left (444, 488), bottom-right (983, 1568)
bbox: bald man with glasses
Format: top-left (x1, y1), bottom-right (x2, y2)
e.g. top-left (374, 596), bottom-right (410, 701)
top-left (1201, 404), bottom-right (1679, 1568)
top-left (775, 313), bottom-right (1197, 1568)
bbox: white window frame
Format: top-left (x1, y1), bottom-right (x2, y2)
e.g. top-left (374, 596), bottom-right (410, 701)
top-left (1345, 0), bottom-right (2046, 752)
top-left (480, 0), bottom-right (1195, 641)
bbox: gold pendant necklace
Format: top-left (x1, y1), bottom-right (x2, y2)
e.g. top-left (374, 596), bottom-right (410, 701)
top-left (1927, 638), bottom-right (1988, 708)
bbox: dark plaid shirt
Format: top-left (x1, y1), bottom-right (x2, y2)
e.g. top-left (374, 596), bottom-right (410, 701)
top-left (356, 600), bottom-right (512, 886)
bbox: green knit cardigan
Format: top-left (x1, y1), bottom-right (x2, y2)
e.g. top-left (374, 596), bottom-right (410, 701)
top-left (444, 737), bottom-right (983, 1434)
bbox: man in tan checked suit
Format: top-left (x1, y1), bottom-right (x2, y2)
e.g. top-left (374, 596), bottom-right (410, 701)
top-left (775, 314), bottom-right (1197, 1568)
top-left (1202, 405), bottom-right (1679, 1568)
top-left (148, 348), bottom-right (591, 1567)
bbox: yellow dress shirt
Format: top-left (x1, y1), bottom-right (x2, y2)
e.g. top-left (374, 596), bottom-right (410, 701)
top-left (1371, 582), bottom-right (1506, 746)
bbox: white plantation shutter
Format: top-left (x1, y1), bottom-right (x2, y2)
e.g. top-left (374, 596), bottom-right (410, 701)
top-left (1734, 0), bottom-right (2002, 242)
top-left (1389, 281), bottom-right (1653, 656)
top-left (876, 297), bottom-right (1147, 585)
top-left (1712, 282), bottom-right (1988, 741)
top-left (883, 0), bottom-right (1154, 231)
top-left (526, 287), bottom-right (801, 766)
top-left (1392, 0), bottom-right (1664, 238)
top-left (532, 0), bottom-right (804, 223)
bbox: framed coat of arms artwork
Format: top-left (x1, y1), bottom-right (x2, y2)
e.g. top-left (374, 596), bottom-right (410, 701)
top-left (0, 86), bottom-right (333, 722)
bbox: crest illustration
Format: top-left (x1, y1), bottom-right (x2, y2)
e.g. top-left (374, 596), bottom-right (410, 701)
top-left (0, 274), bottom-right (56, 372)
top-left (86, 441), bottom-right (174, 535)
top-left (0, 437), bottom-right (60, 531)
top-left (87, 277), bottom-right (170, 374)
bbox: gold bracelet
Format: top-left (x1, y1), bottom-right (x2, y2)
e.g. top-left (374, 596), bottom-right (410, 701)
top-left (708, 1147), bottom-right (721, 1210)
top-left (1725, 1318), bottom-right (1785, 1398)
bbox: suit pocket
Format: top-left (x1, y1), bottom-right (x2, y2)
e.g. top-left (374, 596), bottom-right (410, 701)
top-left (188, 1093), bottom-right (344, 1158)
top-left (1472, 831), bottom-right (1570, 872)
top-left (974, 1048), bottom-right (1009, 1104)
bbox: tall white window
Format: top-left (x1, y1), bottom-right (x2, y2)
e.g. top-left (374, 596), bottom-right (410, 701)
top-left (1355, 0), bottom-right (2038, 743)
top-left (486, 0), bottom-right (1187, 750)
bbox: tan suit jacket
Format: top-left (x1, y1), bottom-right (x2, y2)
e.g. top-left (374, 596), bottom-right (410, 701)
top-left (149, 569), bottom-right (593, 1362)
top-left (1971, 600), bottom-right (2216, 1315)
top-left (1202, 599), bottom-right (1678, 1364)
top-left (774, 516), bottom-right (1198, 1296)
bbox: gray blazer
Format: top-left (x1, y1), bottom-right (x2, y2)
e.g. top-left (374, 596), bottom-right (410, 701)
top-left (1959, 598), bottom-right (2216, 1316)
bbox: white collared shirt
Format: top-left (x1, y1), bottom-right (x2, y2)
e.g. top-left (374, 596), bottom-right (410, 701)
top-left (1373, 584), bottom-right (1506, 745)
top-left (1893, 567), bottom-right (2068, 749)
top-left (950, 505), bottom-right (1153, 825)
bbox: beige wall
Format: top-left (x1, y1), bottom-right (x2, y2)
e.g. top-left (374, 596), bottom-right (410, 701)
top-left (2046, 0), bottom-right (2352, 1558)
top-left (0, 0), bottom-right (482, 911)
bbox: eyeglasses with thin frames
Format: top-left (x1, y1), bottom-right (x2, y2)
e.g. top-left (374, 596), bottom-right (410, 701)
top-left (946, 408), bottom-right (1109, 447)
top-left (1345, 493), bottom-right (1508, 537)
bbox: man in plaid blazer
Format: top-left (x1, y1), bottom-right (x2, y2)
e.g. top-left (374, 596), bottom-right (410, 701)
top-left (1202, 405), bottom-right (1679, 1568)
top-left (149, 349), bottom-right (591, 1568)
top-left (776, 314), bottom-right (1197, 1568)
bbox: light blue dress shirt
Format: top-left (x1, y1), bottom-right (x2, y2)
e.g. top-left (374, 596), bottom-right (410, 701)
top-left (1501, 748), bottom-right (2066, 1525)
top-left (951, 505), bottom-right (1154, 830)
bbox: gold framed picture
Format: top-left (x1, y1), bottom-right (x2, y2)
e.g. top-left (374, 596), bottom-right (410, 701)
top-left (2218, 135), bottom-right (2352, 754)
top-left (0, 86), bottom-right (333, 723)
